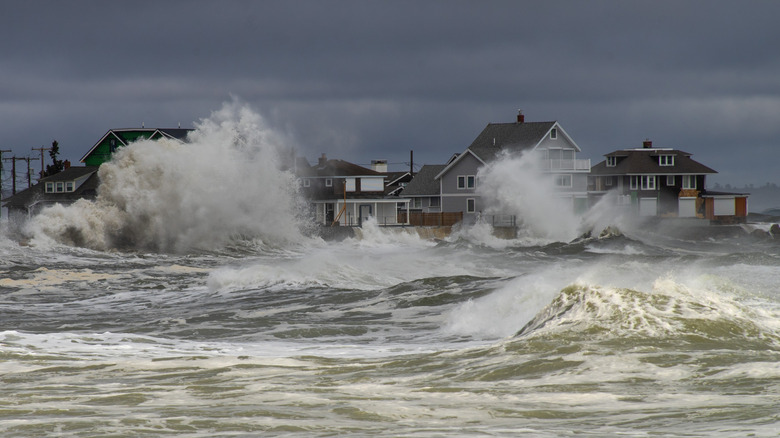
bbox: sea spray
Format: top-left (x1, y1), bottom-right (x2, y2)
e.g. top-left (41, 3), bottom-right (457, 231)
top-left (25, 102), bottom-right (309, 252)
top-left (476, 150), bottom-right (581, 242)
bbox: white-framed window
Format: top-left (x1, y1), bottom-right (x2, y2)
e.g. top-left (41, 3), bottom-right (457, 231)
top-left (550, 128), bottom-right (557, 139)
top-left (666, 175), bottom-right (675, 186)
top-left (45, 182), bottom-right (54, 193)
top-left (554, 174), bottom-right (572, 188)
top-left (303, 179), bottom-right (311, 187)
top-left (56, 182), bottom-right (65, 193)
top-left (457, 175), bottom-right (475, 189)
top-left (641, 175), bottom-right (656, 190)
top-left (413, 198), bottom-right (422, 209)
top-left (659, 155), bottom-right (674, 166)
top-left (683, 175), bottom-right (696, 189)
top-left (65, 181), bottom-right (74, 192)
top-left (325, 178), bottom-right (332, 187)
top-left (466, 198), bottom-right (476, 213)
top-left (606, 156), bottom-right (617, 167)
top-left (630, 176), bottom-right (639, 190)
top-left (429, 196), bottom-right (440, 207)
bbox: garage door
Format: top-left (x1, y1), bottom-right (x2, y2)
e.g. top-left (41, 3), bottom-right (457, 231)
top-left (640, 198), bottom-right (657, 216)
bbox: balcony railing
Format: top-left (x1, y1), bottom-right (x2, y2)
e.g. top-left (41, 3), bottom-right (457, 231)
top-left (540, 158), bottom-right (591, 171)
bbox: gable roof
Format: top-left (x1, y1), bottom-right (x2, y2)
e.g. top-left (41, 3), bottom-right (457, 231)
top-left (467, 121), bottom-right (559, 162)
top-left (403, 164), bottom-right (446, 196)
top-left (1, 166), bottom-right (99, 209)
top-left (311, 159), bottom-right (384, 177)
top-left (591, 148), bottom-right (717, 175)
top-left (436, 119), bottom-right (578, 180)
top-left (79, 128), bottom-right (193, 163)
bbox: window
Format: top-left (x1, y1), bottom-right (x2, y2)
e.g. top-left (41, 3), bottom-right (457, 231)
top-left (666, 175), bottom-right (675, 186)
top-left (554, 174), bottom-right (572, 188)
top-left (630, 176), bottom-right (639, 190)
top-left (56, 182), bottom-right (64, 193)
top-left (466, 198), bottom-right (476, 213)
top-left (457, 175), bottom-right (475, 189)
top-left (413, 198), bottom-right (422, 209)
top-left (45, 182), bottom-right (54, 193)
top-left (325, 178), bottom-right (332, 187)
top-left (550, 128), bottom-right (557, 139)
top-left (641, 175), bottom-right (656, 190)
top-left (65, 181), bottom-right (74, 192)
top-left (303, 179), bottom-right (311, 187)
top-left (605, 176), bottom-right (613, 186)
top-left (606, 156), bottom-right (617, 167)
top-left (683, 175), bottom-right (696, 189)
top-left (659, 155), bottom-right (674, 166)
top-left (429, 196), bottom-right (440, 207)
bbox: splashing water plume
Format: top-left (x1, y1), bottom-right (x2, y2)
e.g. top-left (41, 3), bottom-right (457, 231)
top-left (25, 102), bottom-right (308, 252)
top-left (476, 151), bottom-right (580, 242)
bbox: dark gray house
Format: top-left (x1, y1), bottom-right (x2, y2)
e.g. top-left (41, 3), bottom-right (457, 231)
top-left (435, 112), bottom-right (590, 222)
top-left (589, 140), bottom-right (748, 221)
top-left (1, 166), bottom-right (99, 220)
top-left (401, 164), bottom-right (446, 213)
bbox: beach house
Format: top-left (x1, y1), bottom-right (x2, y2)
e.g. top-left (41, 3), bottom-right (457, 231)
top-left (589, 140), bottom-right (749, 222)
top-left (434, 111), bottom-right (590, 223)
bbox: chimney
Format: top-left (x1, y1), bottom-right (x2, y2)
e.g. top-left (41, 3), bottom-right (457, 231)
top-left (643, 139), bottom-right (652, 148)
top-left (371, 159), bottom-right (388, 173)
top-left (517, 109), bottom-right (525, 124)
top-left (64, 160), bottom-right (71, 169)
top-left (318, 153), bottom-right (327, 166)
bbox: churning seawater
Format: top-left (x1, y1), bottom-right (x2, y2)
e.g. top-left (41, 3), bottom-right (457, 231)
top-left (1, 103), bottom-right (779, 437)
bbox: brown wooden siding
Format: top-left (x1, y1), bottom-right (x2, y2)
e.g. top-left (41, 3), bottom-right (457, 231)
top-left (398, 212), bottom-right (463, 227)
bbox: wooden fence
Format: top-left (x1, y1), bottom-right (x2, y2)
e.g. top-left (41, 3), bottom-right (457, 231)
top-left (397, 212), bottom-right (463, 227)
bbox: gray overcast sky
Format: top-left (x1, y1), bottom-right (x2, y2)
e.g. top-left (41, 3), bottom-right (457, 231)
top-left (2, 0), bottom-right (779, 187)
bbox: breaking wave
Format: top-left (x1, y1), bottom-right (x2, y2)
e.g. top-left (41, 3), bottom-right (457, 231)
top-left (24, 101), bottom-right (310, 252)
top-left (516, 279), bottom-right (780, 349)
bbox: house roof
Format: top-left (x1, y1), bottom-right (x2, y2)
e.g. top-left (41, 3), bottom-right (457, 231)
top-left (79, 128), bottom-right (193, 163)
top-left (468, 121), bottom-right (561, 162)
top-left (2, 166), bottom-right (99, 208)
top-left (591, 148), bottom-right (717, 175)
top-left (402, 164), bottom-right (446, 196)
top-left (312, 159), bottom-right (384, 177)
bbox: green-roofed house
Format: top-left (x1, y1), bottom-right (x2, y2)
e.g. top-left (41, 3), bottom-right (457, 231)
top-left (80, 128), bottom-right (193, 166)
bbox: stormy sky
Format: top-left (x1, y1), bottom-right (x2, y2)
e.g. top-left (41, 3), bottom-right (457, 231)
top-left (2, 0), bottom-right (779, 188)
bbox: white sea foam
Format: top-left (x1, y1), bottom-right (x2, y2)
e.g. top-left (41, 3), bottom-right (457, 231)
top-left (476, 151), bottom-right (581, 242)
top-left (24, 101), bottom-right (308, 252)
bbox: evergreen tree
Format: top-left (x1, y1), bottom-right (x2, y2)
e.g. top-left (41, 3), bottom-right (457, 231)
top-left (44, 140), bottom-right (64, 177)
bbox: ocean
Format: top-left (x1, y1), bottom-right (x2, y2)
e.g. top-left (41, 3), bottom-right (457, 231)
top-left (1, 104), bottom-right (779, 436)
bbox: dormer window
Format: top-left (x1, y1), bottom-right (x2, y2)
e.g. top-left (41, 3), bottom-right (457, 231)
top-left (56, 182), bottom-right (65, 193)
top-left (45, 182), bottom-right (54, 193)
top-left (606, 156), bottom-right (617, 167)
top-left (550, 128), bottom-right (557, 140)
top-left (659, 155), bottom-right (674, 166)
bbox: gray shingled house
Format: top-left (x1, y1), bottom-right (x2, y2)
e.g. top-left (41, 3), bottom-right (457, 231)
top-left (2, 165), bottom-right (99, 220)
top-left (589, 140), bottom-right (748, 221)
top-left (435, 111), bottom-right (590, 223)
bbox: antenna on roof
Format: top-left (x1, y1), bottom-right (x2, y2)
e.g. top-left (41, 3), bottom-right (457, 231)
top-left (178, 122), bottom-right (181, 128)
top-left (142, 122), bottom-right (145, 128)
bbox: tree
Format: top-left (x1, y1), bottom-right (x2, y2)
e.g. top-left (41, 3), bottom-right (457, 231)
top-left (44, 140), bottom-right (64, 177)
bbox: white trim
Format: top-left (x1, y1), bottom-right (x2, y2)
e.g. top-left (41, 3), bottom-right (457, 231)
top-left (434, 149), bottom-right (485, 180)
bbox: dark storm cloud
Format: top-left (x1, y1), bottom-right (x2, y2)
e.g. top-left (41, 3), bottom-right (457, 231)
top-left (2, 0), bottom-right (780, 187)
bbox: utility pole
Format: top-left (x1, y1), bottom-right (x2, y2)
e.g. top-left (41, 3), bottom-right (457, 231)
top-left (32, 146), bottom-right (51, 180)
top-left (21, 156), bottom-right (40, 189)
top-left (0, 149), bottom-right (11, 199)
top-left (2, 156), bottom-right (17, 195)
